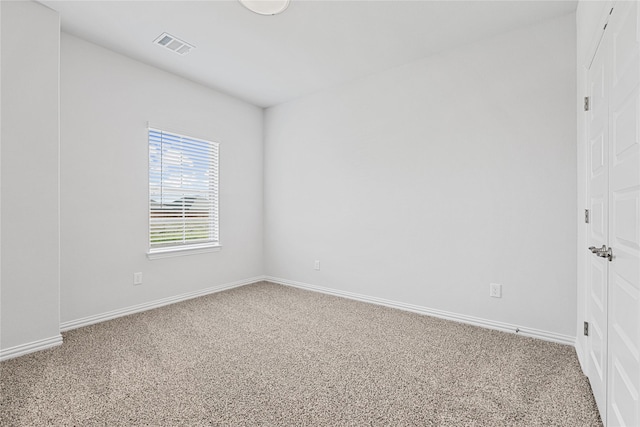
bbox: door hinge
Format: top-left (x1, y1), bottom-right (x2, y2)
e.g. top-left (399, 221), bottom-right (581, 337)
top-left (584, 96), bottom-right (590, 111)
top-left (584, 321), bottom-right (589, 336)
top-left (585, 209), bottom-right (590, 223)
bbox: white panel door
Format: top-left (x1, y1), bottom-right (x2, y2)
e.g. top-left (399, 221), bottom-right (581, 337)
top-left (587, 21), bottom-right (611, 421)
top-left (607, 1), bottom-right (640, 425)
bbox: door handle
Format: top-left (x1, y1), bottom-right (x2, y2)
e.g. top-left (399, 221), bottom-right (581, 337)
top-left (588, 245), bottom-right (613, 261)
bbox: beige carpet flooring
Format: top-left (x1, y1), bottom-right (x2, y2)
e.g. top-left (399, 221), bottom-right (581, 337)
top-left (1, 282), bottom-right (601, 426)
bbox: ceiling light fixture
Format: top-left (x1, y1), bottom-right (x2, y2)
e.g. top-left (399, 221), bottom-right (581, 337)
top-left (239, 0), bottom-right (290, 16)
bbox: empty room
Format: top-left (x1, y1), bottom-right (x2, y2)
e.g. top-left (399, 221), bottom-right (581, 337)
top-left (1, 0), bottom-right (638, 425)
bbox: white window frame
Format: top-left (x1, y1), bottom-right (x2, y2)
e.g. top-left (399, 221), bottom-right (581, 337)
top-left (147, 126), bottom-right (220, 259)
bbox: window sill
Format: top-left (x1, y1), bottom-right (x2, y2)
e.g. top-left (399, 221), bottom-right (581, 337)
top-left (147, 244), bottom-right (221, 260)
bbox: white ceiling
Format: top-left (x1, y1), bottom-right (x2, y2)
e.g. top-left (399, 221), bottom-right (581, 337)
top-left (41, 0), bottom-right (577, 108)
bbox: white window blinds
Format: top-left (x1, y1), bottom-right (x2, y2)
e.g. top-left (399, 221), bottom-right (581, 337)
top-left (149, 128), bottom-right (219, 251)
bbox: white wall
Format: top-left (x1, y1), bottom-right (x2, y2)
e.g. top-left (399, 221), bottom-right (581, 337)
top-left (575, 0), bottom-right (613, 368)
top-left (0, 5), bottom-right (581, 357)
top-left (264, 14), bottom-right (577, 337)
top-left (60, 34), bottom-right (263, 324)
top-left (0, 1), bottom-right (61, 353)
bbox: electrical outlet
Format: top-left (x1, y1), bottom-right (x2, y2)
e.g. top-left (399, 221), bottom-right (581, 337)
top-left (490, 283), bottom-right (502, 298)
top-left (314, 260), bottom-right (320, 270)
top-left (133, 272), bottom-right (143, 285)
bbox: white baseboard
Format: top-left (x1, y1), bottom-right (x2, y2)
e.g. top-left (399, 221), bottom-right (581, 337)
top-left (0, 334), bottom-right (63, 362)
top-left (60, 276), bottom-right (266, 332)
top-left (3, 277), bottom-right (575, 361)
top-left (575, 336), bottom-right (588, 374)
top-left (266, 276), bottom-right (575, 346)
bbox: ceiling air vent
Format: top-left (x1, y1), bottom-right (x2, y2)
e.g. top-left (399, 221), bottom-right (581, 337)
top-left (153, 33), bottom-right (194, 55)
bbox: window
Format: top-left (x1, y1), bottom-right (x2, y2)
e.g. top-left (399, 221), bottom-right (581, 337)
top-left (148, 128), bottom-right (219, 256)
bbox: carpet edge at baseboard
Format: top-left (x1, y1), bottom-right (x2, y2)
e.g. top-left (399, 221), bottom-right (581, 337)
top-left (265, 276), bottom-right (575, 346)
top-left (56, 273), bottom-right (575, 350)
top-left (0, 334), bottom-right (63, 362)
top-left (59, 275), bottom-right (268, 332)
